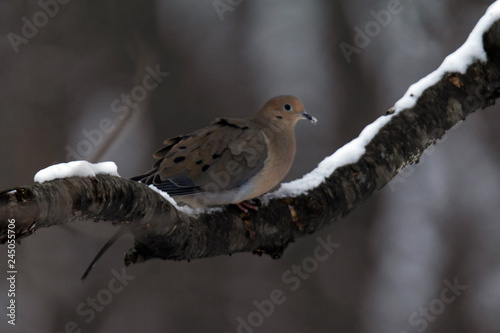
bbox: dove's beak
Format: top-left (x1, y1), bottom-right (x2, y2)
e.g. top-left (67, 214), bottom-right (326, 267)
top-left (301, 111), bottom-right (317, 124)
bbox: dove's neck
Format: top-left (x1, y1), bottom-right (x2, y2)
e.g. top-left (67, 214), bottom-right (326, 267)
top-left (263, 122), bottom-right (297, 178)
top-left (271, 126), bottom-right (296, 163)
top-left (250, 115), bottom-right (297, 156)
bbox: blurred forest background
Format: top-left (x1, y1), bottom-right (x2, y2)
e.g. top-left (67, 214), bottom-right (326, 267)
top-left (1, 0), bottom-right (500, 332)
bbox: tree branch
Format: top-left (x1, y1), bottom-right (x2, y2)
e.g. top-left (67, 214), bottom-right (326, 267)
top-left (1, 17), bottom-right (500, 266)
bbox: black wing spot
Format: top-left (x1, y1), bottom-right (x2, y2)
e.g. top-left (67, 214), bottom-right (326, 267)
top-left (195, 160), bottom-right (203, 165)
top-left (179, 146), bottom-right (187, 149)
top-left (215, 118), bottom-right (248, 130)
top-left (202, 164), bottom-right (210, 172)
top-left (215, 119), bottom-right (232, 127)
top-left (212, 153), bottom-right (221, 159)
top-left (174, 156), bottom-right (186, 163)
top-left (276, 116), bottom-right (283, 119)
top-left (166, 137), bottom-right (183, 146)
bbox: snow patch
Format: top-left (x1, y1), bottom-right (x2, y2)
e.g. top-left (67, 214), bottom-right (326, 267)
top-left (147, 184), bottom-right (221, 216)
top-left (34, 161), bottom-right (119, 183)
top-left (267, 115), bottom-right (393, 199)
top-left (147, 184), bottom-right (179, 207)
top-left (394, 1), bottom-right (500, 111)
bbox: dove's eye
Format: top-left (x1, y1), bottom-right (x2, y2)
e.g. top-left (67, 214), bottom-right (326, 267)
top-left (283, 103), bottom-right (293, 111)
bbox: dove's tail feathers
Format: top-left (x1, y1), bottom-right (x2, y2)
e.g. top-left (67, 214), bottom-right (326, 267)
top-left (81, 227), bottom-right (127, 281)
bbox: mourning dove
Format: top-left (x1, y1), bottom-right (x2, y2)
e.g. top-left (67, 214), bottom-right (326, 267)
top-left (131, 95), bottom-right (316, 210)
top-left (81, 95), bottom-right (315, 280)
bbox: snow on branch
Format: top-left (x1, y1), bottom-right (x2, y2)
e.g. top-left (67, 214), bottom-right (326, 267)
top-left (270, 0), bottom-right (500, 199)
top-left (1, 3), bottom-right (500, 266)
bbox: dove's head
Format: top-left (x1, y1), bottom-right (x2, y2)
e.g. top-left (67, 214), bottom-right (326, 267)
top-left (254, 95), bottom-right (317, 129)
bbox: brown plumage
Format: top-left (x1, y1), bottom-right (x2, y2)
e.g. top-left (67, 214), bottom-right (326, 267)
top-left (132, 95), bottom-right (316, 208)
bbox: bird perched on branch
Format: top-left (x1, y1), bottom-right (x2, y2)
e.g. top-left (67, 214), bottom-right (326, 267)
top-left (82, 95), bottom-right (316, 280)
top-left (131, 94), bottom-right (316, 211)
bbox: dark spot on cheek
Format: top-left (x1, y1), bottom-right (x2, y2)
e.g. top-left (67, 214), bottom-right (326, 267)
top-left (174, 156), bottom-right (186, 163)
top-left (202, 165), bottom-right (210, 172)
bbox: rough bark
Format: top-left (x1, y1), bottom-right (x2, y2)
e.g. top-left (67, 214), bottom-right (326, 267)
top-left (1, 20), bottom-right (500, 266)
